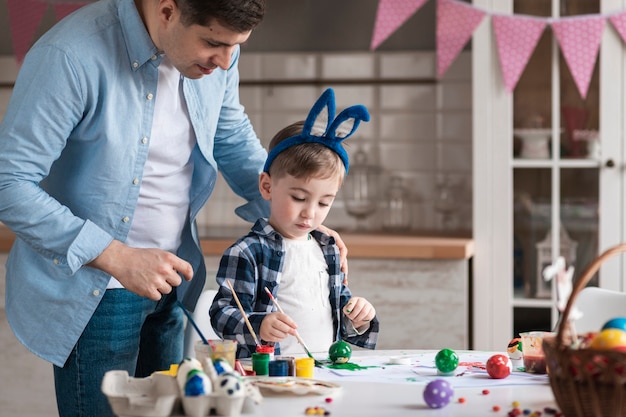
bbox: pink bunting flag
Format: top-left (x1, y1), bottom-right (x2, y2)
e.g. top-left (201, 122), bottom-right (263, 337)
top-left (370, 0), bottom-right (429, 50)
top-left (609, 10), bottom-right (626, 45)
top-left (551, 15), bottom-right (605, 99)
top-left (7, 0), bottom-right (49, 64)
top-left (54, 3), bottom-right (90, 21)
top-left (437, 0), bottom-right (487, 79)
top-left (493, 15), bottom-right (547, 93)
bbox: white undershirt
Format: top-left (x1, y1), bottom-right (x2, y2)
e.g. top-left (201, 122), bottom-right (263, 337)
top-left (276, 238), bottom-right (334, 355)
top-left (108, 56), bottom-right (196, 289)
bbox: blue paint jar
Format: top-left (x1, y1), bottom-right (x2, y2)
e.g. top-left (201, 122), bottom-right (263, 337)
top-left (268, 359), bottom-right (289, 377)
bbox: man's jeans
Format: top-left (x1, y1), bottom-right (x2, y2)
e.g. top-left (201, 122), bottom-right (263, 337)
top-left (53, 288), bottom-right (184, 417)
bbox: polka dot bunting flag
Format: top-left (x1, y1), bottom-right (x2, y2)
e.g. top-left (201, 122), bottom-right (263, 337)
top-left (609, 11), bottom-right (626, 48)
top-left (493, 15), bottom-right (547, 93)
top-left (551, 15), bottom-right (605, 99)
top-left (437, 0), bottom-right (487, 79)
top-left (370, 0), bottom-right (429, 50)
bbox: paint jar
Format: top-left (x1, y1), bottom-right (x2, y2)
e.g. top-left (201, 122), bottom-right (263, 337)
top-left (295, 357), bottom-right (315, 378)
top-left (520, 331), bottom-right (554, 374)
top-left (194, 339), bottom-right (237, 368)
top-left (256, 344), bottom-right (275, 360)
top-left (268, 360), bottom-right (289, 377)
top-left (275, 356), bottom-right (296, 376)
top-left (252, 352), bottom-right (270, 376)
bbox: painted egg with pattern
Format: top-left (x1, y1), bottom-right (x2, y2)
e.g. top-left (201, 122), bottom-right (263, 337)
top-left (590, 328), bottom-right (626, 351)
top-left (184, 369), bottom-right (212, 396)
top-left (435, 348), bottom-right (459, 374)
top-left (602, 317), bottom-right (626, 332)
top-left (214, 372), bottom-right (244, 397)
top-left (423, 379), bottom-right (454, 409)
top-left (486, 354), bottom-right (512, 379)
top-left (329, 340), bottom-right (352, 364)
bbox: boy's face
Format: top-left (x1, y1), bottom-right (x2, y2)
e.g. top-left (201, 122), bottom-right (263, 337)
top-left (155, 0), bottom-right (251, 79)
top-left (259, 172), bottom-right (341, 240)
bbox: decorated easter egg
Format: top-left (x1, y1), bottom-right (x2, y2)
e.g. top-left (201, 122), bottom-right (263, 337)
top-left (184, 369), bottom-right (212, 396)
top-left (435, 348), bottom-right (459, 374)
top-left (486, 354), bottom-right (512, 379)
top-left (602, 317), bottom-right (626, 332)
top-left (507, 338), bottom-right (523, 361)
top-left (214, 372), bottom-right (244, 397)
top-left (177, 357), bottom-right (203, 390)
top-left (423, 379), bottom-right (454, 409)
top-left (329, 340), bottom-right (352, 364)
top-left (213, 357), bottom-right (234, 375)
top-left (590, 328), bottom-right (626, 351)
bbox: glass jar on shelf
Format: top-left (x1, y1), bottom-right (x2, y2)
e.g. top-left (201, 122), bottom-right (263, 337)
top-left (381, 175), bottom-right (412, 232)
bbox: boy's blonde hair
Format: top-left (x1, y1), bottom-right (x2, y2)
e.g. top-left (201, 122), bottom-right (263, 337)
top-left (267, 121), bottom-right (345, 184)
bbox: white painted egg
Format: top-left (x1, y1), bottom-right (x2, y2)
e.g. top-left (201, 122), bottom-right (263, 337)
top-left (184, 369), bottom-right (212, 396)
top-left (214, 372), bottom-right (244, 397)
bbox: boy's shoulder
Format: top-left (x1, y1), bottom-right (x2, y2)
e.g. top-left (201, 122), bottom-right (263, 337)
top-left (226, 218), bottom-right (281, 252)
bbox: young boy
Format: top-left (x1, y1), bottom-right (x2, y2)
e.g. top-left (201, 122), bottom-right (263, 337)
top-left (210, 88), bottom-right (379, 358)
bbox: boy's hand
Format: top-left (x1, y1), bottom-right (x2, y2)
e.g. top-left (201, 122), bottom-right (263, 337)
top-left (260, 312), bottom-right (298, 342)
top-left (343, 297), bottom-right (376, 329)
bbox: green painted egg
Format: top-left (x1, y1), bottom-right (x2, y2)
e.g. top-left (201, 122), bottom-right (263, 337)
top-left (329, 340), bottom-right (352, 364)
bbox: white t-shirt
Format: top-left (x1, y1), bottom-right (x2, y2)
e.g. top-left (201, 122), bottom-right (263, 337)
top-left (276, 237), bottom-right (334, 355)
top-left (108, 56), bottom-right (196, 289)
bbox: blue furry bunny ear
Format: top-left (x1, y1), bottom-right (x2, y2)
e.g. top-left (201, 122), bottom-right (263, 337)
top-left (263, 88), bottom-right (370, 173)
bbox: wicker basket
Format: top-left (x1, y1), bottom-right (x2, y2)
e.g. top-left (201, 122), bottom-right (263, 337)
top-left (543, 243), bottom-right (626, 417)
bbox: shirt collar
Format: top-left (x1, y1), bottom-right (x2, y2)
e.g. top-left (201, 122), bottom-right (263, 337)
top-left (118, 0), bottom-right (163, 70)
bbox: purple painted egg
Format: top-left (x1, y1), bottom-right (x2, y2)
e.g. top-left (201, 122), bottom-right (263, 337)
top-left (423, 379), bottom-right (454, 409)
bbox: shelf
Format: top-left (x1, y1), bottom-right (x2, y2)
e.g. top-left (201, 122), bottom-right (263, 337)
top-left (511, 159), bottom-right (601, 169)
top-left (512, 297), bottom-right (553, 309)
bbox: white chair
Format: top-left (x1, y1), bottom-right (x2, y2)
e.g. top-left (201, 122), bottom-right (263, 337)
top-left (572, 286), bottom-right (626, 334)
top-left (183, 289), bottom-right (219, 359)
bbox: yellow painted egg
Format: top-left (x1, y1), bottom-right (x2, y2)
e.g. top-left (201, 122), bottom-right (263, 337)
top-left (590, 328), bottom-right (626, 351)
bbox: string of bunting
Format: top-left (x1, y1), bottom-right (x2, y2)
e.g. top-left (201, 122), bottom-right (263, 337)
top-left (371, 0), bottom-right (626, 99)
top-left (6, 0), bottom-right (626, 99)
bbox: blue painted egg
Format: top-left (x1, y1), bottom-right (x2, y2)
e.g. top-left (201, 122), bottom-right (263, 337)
top-left (184, 369), bottom-right (212, 396)
top-left (602, 317), bottom-right (626, 332)
top-left (213, 357), bottom-right (234, 375)
top-left (423, 379), bottom-right (454, 409)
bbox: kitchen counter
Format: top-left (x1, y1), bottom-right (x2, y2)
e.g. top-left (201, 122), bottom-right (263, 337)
top-left (0, 225), bottom-right (473, 260)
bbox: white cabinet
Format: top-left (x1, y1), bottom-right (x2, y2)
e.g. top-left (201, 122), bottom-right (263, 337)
top-left (473, 0), bottom-right (626, 350)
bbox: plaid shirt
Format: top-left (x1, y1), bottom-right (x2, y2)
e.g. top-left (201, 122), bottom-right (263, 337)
top-left (210, 218), bottom-right (379, 358)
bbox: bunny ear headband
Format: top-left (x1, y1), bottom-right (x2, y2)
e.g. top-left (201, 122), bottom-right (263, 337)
top-left (263, 88), bottom-right (370, 174)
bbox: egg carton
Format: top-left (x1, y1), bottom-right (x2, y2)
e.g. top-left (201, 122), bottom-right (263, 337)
top-left (102, 370), bottom-right (180, 417)
top-left (102, 369), bottom-right (259, 417)
top-left (181, 393), bottom-right (245, 417)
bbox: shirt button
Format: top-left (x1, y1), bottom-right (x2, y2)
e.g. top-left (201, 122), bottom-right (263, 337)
top-left (151, 55), bottom-right (158, 61)
top-left (93, 290), bottom-right (100, 296)
top-left (146, 93), bottom-right (154, 100)
top-left (53, 258), bottom-right (59, 265)
top-left (132, 61), bottom-right (138, 68)
top-left (122, 216), bottom-right (130, 223)
top-left (141, 137), bottom-right (148, 144)
top-left (132, 178), bottom-right (139, 185)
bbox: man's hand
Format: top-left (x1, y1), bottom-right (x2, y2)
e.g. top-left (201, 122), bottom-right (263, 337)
top-left (88, 240), bottom-right (193, 300)
top-left (318, 225), bottom-right (349, 284)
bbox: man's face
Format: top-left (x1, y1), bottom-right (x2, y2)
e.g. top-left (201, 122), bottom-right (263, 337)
top-left (156, 1), bottom-right (251, 79)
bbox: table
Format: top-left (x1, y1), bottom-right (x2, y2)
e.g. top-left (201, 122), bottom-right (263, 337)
top-left (238, 350), bottom-right (558, 417)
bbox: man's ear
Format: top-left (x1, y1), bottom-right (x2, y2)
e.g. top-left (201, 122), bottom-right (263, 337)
top-left (259, 172), bottom-right (272, 200)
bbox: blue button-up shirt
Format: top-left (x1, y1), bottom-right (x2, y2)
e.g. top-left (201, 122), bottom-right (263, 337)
top-left (0, 0), bottom-right (268, 367)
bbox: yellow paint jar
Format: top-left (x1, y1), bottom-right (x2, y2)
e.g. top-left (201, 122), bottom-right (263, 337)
top-left (295, 357), bottom-right (315, 378)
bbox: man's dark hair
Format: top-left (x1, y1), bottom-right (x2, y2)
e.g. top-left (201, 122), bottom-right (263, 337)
top-left (177, 0), bottom-right (266, 32)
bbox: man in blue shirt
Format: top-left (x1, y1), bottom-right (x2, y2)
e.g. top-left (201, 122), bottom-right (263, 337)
top-left (0, 0), bottom-right (286, 416)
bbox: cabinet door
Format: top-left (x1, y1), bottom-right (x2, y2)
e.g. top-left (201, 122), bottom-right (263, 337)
top-left (473, 0), bottom-right (625, 350)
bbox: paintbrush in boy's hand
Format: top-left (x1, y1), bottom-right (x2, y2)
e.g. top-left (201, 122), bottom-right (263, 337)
top-left (226, 279), bottom-right (261, 347)
top-left (263, 286), bottom-right (317, 361)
